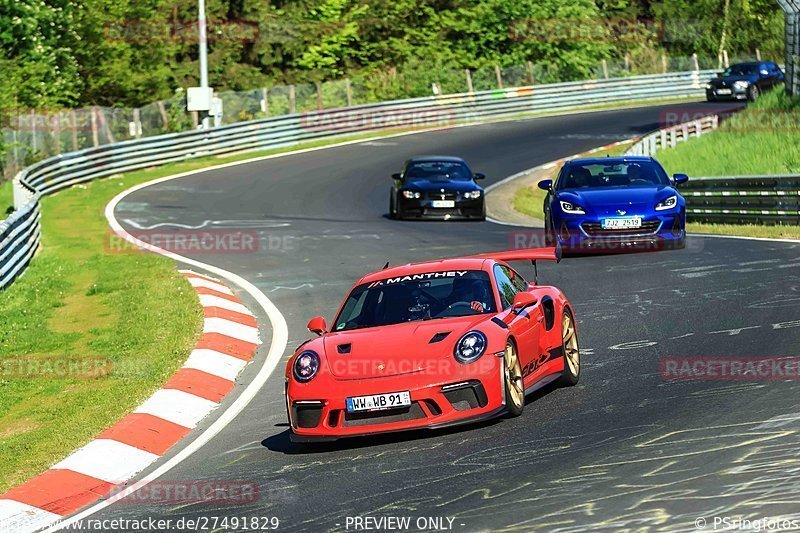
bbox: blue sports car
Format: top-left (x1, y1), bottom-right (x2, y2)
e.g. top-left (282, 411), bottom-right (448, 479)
top-left (539, 157), bottom-right (688, 252)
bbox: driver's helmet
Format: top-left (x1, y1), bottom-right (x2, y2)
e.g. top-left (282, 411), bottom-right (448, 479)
top-left (626, 164), bottom-right (643, 181)
top-left (450, 278), bottom-right (489, 304)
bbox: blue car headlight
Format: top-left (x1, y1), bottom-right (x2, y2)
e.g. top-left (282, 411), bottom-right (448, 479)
top-left (463, 191), bottom-right (482, 199)
top-left (454, 331), bottom-right (487, 364)
top-left (733, 80), bottom-right (750, 90)
top-left (655, 195), bottom-right (678, 211)
top-left (559, 200), bottom-right (585, 215)
top-left (402, 190), bottom-right (421, 199)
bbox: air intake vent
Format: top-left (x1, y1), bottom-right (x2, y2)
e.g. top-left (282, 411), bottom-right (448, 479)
top-left (337, 343), bottom-right (351, 354)
top-left (429, 332), bottom-right (451, 344)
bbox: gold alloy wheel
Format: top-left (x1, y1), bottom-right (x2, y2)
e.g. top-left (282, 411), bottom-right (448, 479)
top-left (504, 341), bottom-right (524, 409)
top-left (562, 311), bottom-right (580, 376)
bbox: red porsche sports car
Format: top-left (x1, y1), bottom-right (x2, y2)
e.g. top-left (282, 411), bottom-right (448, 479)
top-left (284, 246), bottom-right (580, 442)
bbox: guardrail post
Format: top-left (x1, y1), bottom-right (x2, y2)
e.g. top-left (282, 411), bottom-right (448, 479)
top-left (494, 65), bottom-right (503, 89)
top-left (695, 119), bottom-right (703, 137)
top-left (602, 59), bottom-right (609, 79)
top-left (660, 129), bottom-right (667, 150)
top-left (649, 135), bottom-right (657, 155)
top-left (682, 124), bottom-right (689, 142)
top-left (345, 78), bottom-right (353, 106)
top-left (670, 128), bottom-right (677, 148)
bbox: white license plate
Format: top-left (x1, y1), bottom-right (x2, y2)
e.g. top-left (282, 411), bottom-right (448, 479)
top-left (602, 217), bottom-right (642, 230)
top-left (346, 391), bottom-right (411, 413)
top-left (716, 88), bottom-right (732, 95)
top-left (432, 200), bottom-right (455, 208)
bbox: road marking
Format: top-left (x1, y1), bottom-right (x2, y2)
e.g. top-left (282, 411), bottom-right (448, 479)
top-left (203, 317), bottom-right (260, 345)
top-left (183, 349), bottom-right (249, 382)
top-left (186, 276), bottom-right (234, 295)
top-left (51, 440), bottom-right (160, 484)
top-left (0, 501), bottom-right (61, 532)
top-left (134, 389), bottom-right (219, 429)
top-left (198, 293), bottom-right (251, 314)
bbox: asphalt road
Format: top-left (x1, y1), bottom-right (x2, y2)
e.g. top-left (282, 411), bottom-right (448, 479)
top-left (97, 102), bottom-right (800, 532)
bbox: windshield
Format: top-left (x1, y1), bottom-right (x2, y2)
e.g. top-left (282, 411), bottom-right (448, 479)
top-left (556, 161), bottom-right (670, 190)
top-left (722, 64), bottom-right (758, 76)
top-left (405, 161), bottom-right (472, 181)
top-left (333, 270), bottom-right (496, 331)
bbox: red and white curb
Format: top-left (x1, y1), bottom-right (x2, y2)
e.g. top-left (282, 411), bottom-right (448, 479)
top-left (0, 270), bottom-right (261, 533)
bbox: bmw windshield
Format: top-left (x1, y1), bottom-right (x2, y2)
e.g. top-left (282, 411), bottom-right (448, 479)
top-left (722, 64), bottom-right (759, 76)
top-left (556, 161), bottom-right (670, 190)
top-left (405, 161), bottom-right (473, 181)
top-left (333, 270), bottom-right (496, 331)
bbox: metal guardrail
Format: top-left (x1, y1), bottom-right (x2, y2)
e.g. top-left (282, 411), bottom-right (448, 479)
top-left (0, 69), bottom-right (713, 290)
top-left (625, 112), bottom-right (800, 225)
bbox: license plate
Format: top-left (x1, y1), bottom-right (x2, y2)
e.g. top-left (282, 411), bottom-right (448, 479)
top-left (346, 391), bottom-right (411, 413)
top-left (716, 88), bottom-right (732, 95)
top-left (602, 217), bottom-right (642, 230)
top-left (432, 200), bottom-right (455, 208)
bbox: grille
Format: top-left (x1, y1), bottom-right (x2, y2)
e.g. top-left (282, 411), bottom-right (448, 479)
top-left (426, 192), bottom-right (458, 201)
top-left (342, 402), bottom-right (426, 427)
top-left (582, 220), bottom-right (661, 237)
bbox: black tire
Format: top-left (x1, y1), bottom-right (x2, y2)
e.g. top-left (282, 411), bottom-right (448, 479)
top-left (502, 339), bottom-right (524, 417)
top-left (706, 93), bottom-right (716, 102)
top-left (556, 308), bottom-right (580, 387)
top-left (389, 192), bottom-right (397, 219)
top-left (748, 84), bottom-right (760, 102)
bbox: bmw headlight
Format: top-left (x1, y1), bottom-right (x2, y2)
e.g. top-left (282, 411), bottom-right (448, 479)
top-left (454, 331), bottom-right (488, 364)
top-left (463, 191), bottom-right (482, 199)
top-left (402, 190), bottom-right (421, 199)
top-left (733, 80), bottom-right (750, 90)
top-left (293, 350), bottom-right (320, 382)
top-left (705, 83), bottom-right (713, 90)
top-left (655, 195), bottom-right (678, 211)
top-left (559, 200), bottom-right (585, 215)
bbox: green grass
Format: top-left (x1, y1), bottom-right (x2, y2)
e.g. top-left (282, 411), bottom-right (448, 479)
top-left (687, 222), bottom-right (800, 240)
top-left (0, 180), bottom-right (12, 215)
top-left (658, 90), bottom-right (800, 176)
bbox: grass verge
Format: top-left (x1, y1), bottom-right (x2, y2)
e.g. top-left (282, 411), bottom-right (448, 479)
top-left (0, 180), bottom-right (11, 215)
top-left (657, 90), bottom-right (800, 176)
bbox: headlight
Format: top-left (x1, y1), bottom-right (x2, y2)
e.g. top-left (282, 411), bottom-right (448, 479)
top-left (402, 190), bottom-right (421, 199)
top-left (733, 80), bottom-right (750, 90)
top-left (705, 83), bottom-right (713, 90)
top-left (454, 331), bottom-right (487, 364)
top-left (655, 195), bottom-right (678, 211)
top-left (293, 350), bottom-right (320, 382)
top-left (463, 191), bottom-right (482, 199)
top-left (559, 200), bottom-right (585, 214)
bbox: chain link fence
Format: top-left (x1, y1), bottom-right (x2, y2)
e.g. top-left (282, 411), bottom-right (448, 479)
top-left (0, 52), bottom-right (777, 182)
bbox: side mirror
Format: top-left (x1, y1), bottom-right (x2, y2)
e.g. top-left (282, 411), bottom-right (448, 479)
top-left (307, 316), bottom-right (327, 336)
top-left (511, 292), bottom-right (538, 315)
top-left (716, 73), bottom-right (723, 78)
top-left (537, 179), bottom-right (552, 191)
top-left (474, 173), bottom-right (486, 180)
top-left (391, 173), bottom-right (402, 180)
top-left (673, 173), bottom-right (689, 185)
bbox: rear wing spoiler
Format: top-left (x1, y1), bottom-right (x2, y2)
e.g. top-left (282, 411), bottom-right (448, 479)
top-left (470, 245), bottom-right (562, 264)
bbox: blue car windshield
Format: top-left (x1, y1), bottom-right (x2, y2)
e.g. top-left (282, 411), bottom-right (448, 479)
top-left (405, 161), bottom-right (472, 181)
top-left (722, 64), bottom-right (758, 76)
top-left (556, 161), bottom-right (670, 190)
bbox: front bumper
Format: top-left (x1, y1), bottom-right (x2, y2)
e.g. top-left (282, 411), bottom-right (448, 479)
top-left (706, 88), bottom-right (748, 100)
top-left (398, 197), bottom-right (485, 219)
top-left (554, 212), bottom-right (685, 253)
top-left (286, 356), bottom-right (505, 441)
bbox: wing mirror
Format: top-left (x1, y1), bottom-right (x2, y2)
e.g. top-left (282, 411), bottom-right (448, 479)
top-left (474, 173), bottom-right (486, 180)
top-left (511, 292), bottom-right (538, 315)
top-left (673, 173), bottom-right (689, 185)
top-left (392, 172), bottom-right (402, 180)
top-left (537, 179), bottom-right (553, 191)
top-left (307, 316), bottom-right (328, 336)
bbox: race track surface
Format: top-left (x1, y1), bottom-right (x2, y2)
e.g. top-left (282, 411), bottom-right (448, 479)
top-left (100, 102), bottom-right (800, 532)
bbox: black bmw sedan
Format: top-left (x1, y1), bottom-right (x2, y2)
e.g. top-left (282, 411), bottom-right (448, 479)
top-left (706, 61), bottom-right (784, 102)
top-left (389, 156), bottom-right (486, 220)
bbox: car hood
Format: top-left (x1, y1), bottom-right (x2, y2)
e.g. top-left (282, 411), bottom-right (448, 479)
top-left (558, 186), bottom-right (675, 215)
top-left (709, 74), bottom-right (759, 87)
top-left (322, 314), bottom-right (490, 379)
top-left (405, 178), bottom-right (480, 193)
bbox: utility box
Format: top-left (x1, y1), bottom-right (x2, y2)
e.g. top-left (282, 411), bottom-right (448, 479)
top-left (186, 87), bottom-right (214, 112)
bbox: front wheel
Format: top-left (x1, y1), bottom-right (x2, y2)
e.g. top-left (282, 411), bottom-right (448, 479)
top-left (389, 192), bottom-right (397, 219)
top-left (503, 339), bottom-right (525, 417)
top-left (748, 85), bottom-right (760, 102)
top-left (556, 308), bottom-right (580, 386)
